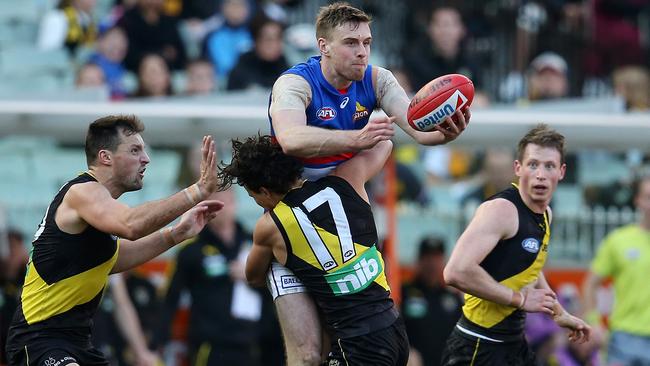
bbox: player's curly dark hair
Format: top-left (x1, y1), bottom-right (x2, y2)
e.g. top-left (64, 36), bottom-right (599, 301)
top-left (217, 135), bottom-right (304, 194)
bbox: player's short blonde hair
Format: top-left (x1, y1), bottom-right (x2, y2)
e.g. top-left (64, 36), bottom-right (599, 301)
top-left (517, 123), bottom-right (566, 164)
top-left (315, 2), bottom-right (371, 40)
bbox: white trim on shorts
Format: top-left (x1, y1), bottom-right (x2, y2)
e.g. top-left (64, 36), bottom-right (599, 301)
top-left (456, 324), bottom-right (504, 343)
top-left (267, 261), bottom-right (308, 300)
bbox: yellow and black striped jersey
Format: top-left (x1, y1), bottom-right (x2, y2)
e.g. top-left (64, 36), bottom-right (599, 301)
top-left (270, 176), bottom-right (397, 338)
top-left (458, 185), bottom-right (550, 341)
top-left (7, 173), bottom-right (118, 347)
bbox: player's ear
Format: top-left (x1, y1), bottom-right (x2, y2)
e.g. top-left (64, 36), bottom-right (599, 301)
top-left (318, 38), bottom-right (329, 56)
top-left (98, 150), bottom-right (112, 166)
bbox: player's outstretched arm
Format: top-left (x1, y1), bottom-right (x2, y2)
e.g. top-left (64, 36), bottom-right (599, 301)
top-left (67, 136), bottom-right (218, 240)
top-left (112, 200), bottom-right (224, 273)
top-left (245, 213), bottom-right (277, 287)
top-left (443, 199), bottom-right (556, 314)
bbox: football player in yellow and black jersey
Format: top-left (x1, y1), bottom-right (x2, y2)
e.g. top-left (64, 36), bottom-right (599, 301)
top-left (5, 115), bottom-right (224, 366)
top-left (217, 135), bottom-right (409, 365)
top-left (441, 124), bottom-right (591, 365)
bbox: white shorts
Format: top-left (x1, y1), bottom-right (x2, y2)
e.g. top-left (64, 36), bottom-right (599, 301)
top-left (267, 261), bottom-right (308, 300)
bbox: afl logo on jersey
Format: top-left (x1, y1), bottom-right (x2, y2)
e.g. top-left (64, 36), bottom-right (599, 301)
top-left (521, 238), bottom-right (540, 253)
top-left (317, 107), bottom-right (337, 121)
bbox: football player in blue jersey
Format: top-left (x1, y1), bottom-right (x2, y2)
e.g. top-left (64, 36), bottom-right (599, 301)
top-left (266, 2), bottom-right (470, 364)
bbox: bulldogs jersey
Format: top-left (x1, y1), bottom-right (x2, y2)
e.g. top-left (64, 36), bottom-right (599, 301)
top-left (269, 56), bottom-right (377, 176)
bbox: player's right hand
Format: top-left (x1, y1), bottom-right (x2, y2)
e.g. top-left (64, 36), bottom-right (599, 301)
top-left (355, 116), bottom-right (395, 150)
top-left (521, 287), bottom-right (557, 315)
top-left (196, 135), bottom-right (218, 197)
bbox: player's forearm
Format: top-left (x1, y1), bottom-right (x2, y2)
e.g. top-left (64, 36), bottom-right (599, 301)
top-left (275, 125), bottom-right (361, 157)
top-left (120, 188), bottom-right (198, 240)
top-left (444, 263), bottom-right (516, 306)
top-left (381, 88), bottom-right (445, 146)
top-left (112, 227), bottom-right (179, 273)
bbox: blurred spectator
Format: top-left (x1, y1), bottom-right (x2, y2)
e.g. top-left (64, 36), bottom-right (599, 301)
top-left (1, 228), bottom-right (28, 366)
top-left (75, 62), bottom-right (107, 88)
top-left (402, 5), bottom-right (481, 93)
top-left (203, 0), bottom-right (253, 79)
top-left (185, 58), bottom-right (217, 95)
top-left (527, 52), bottom-right (570, 101)
top-left (158, 188), bottom-right (264, 366)
top-left (132, 53), bottom-right (172, 98)
top-left (584, 0), bottom-right (649, 82)
top-left (179, 0), bottom-right (220, 20)
top-left (227, 16), bottom-right (288, 91)
top-left (583, 173), bottom-right (650, 366)
top-left (461, 148), bottom-right (515, 208)
top-left (256, 0), bottom-right (302, 24)
top-left (526, 316), bottom-right (601, 366)
top-left (100, 0), bottom-right (139, 29)
top-left (525, 312), bottom-right (561, 366)
top-left (401, 236), bottom-right (462, 366)
top-left (2, 229), bottom-right (28, 286)
top-left (37, 0), bottom-right (98, 55)
top-left (87, 27), bottom-right (129, 100)
top-left (612, 65), bottom-right (650, 111)
top-left (118, 0), bottom-right (187, 71)
top-left (93, 273), bottom-right (159, 366)
top-left (283, 23), bottom-right (319, 66)
top-left (422, 146), bottom-right (477, 184)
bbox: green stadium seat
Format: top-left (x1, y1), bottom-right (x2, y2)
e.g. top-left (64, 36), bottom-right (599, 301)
top-left (0, 46), bottom-right (70, 78)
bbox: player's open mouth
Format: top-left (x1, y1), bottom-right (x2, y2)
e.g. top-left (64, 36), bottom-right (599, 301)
top-left (533, 185), bottom-right (547, 192)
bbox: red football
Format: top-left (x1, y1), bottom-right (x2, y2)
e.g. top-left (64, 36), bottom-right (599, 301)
top-left (407, 74), bottom-right (474, 132)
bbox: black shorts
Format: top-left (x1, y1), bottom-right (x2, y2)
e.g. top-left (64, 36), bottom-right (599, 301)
top-left (326, 317), bottom-right (410, 366)
top-left (187, 341), bottom-right (259, 366)
top-left (440, 328), bottom-right (536, 366)
top-left (6, 339), bottom-right (108, 366)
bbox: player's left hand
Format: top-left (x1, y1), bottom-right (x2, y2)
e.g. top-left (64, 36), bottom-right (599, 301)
top-left (432, 107), bottom-right (470, 143)
top-left (173, 200), bottom-right (224, 242)
top-left (553, 306), bottom-right (591, 344)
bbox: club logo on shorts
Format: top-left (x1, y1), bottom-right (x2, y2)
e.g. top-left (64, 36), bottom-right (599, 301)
top-left (521, 238), bottom-right (540, 253)
top-left (317, 107), bottom-right (337, 121)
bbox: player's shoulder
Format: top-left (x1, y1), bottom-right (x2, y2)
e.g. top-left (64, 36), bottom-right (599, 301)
top-left (253, 212), bottom-right (279, 246)
top-left (273, 73), bottom-right (310, 91)
top-left (66, 178), bottom-right (106, 199)
top-left (480, 197), bottom-right (517, 212)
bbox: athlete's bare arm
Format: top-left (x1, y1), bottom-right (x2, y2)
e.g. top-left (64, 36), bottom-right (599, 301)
top-left (59, 136), bottom-right (218, 240)
top-left (373, 66), bottom-right (470, 146)
top-left (270, 74), bottom-right (394, 157)
top-left (444, 199), bottom-right (556, 314)
top-left (332, 140), bottom-right (392, 202)
top-left (112, 200), bottom-right (223, 273)
top-left (246, 213), bottom-right (281, 287)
